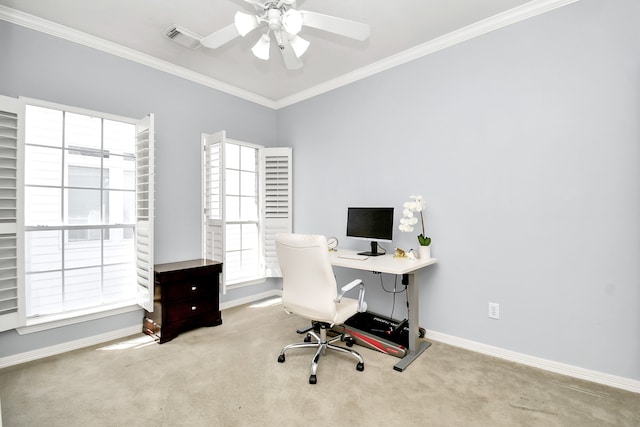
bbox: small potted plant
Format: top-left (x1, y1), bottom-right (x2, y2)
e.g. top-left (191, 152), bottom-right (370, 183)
top-left (399, 195), bottom-right (431, 259)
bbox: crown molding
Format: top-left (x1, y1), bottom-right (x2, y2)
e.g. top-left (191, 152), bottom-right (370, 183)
top-left (274, 0), bottom-right (580, 109)
top-left (1, 0), bottom-right (579, 110)
top-left (0, 5), bottom-right (278, 109)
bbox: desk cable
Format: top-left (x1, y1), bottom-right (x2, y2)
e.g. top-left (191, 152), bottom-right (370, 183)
top-left (373, 272), bottom-right (407, 321)
top-left (376, 243), bottom-right (388, 255)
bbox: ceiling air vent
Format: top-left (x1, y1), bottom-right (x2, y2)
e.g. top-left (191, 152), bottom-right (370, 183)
top-left (165, 25), bottom-right (202, 49)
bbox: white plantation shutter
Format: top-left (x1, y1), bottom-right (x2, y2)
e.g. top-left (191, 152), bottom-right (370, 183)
top-left (135, 115), bottom-right (155, 311)
top-left (262, 147), bottom-right (292, 277)
top-left (202, 131), bottom-right (291, 287)
top-left (202, 131), bottom-right (226, 292)
top-left (0, 95), bottom-right (20, 331)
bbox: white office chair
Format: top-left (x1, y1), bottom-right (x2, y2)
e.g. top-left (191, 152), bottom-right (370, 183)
top-left (275, 233), bottom-right (367, 384)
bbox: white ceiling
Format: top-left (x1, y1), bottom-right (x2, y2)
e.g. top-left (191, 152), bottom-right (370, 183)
top-left (0, 0), bottom-right (577, 108)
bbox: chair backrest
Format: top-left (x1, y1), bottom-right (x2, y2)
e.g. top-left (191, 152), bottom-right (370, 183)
top-left (275, 233), bottom-right (338, 323)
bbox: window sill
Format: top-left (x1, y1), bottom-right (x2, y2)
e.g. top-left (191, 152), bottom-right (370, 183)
top-left (225, 277), bottom-right (266, 290)
top-left (17, 302), bottom-right (141, 335)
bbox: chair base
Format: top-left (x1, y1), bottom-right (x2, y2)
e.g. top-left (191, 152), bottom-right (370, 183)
top-left (278, 323), bottom-right (364, 384)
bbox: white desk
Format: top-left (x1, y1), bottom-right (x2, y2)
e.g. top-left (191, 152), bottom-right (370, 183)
top-left (329, 249), bottom-right (438, 371)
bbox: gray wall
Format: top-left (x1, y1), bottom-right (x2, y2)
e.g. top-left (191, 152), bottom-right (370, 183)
top-left (277, 0), bottom-right (640, 380)
top-left (0, 20), bottom-right (279, 357)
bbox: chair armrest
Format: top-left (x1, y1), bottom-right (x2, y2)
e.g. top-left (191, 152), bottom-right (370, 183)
top-left (336, 279), bottom-right (367, 312)
top-left (341, 279), bottom-right (363, 294)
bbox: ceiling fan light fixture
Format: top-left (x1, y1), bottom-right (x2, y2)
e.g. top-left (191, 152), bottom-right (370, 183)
top-left (289, 34), bottom-right (310, 58)
top-left (251, 33), bottom-right (271, 60)
top-left (282, 9), bottom-right (303, 35)
top-left (234, 11), bottom-right (260, 36)
top-left (199, 1), bottom-right (370, 69)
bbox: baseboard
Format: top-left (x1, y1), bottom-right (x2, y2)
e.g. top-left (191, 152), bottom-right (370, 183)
top-left (426, 330), bottom-right (640, 394)
top-left (0, 325), bottom-right (141, 370)
top-left (219, 289), bottom-right (282, 310)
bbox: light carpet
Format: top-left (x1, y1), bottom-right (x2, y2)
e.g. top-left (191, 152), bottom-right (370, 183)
top-left (1, 299), bottom-right (639, 426)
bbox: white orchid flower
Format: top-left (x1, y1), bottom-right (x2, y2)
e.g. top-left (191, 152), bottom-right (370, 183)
top-left (399, 217), bottom-right (412, 225)
top-left (405, 202), bottom-right (417, 212)
top-left (399, 194), bottom-right (430, 247)
top-left (410, 195), bottom-right (425, 211)
top-left (398, 223), bottom-right (414, 232)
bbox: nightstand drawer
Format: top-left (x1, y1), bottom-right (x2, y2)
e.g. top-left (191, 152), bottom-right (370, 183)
top-left (165, 299), bottom-right (217, 323)
top-left (164, 280), bottom-right (216, 303)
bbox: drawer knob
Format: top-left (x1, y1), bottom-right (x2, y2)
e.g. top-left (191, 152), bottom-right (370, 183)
top-left (191, 286), bottom-right (197, 291)
top-left (191, 306), bottom-right (197, 311)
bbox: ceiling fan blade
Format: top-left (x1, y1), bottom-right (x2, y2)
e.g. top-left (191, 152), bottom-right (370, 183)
top-left (300, 10), bottom-right (370, 41)
top-left (279, 35), bottom-right (303, 70)
top-left (200, 23), bottom-right (240, 49)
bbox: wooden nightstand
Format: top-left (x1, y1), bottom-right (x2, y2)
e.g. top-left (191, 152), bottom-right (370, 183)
top-left (143, 259), bottom-right (223, 343)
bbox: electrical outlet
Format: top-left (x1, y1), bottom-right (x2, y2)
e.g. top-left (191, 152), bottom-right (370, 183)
top-left (488, 302), bottom-right (500, 319)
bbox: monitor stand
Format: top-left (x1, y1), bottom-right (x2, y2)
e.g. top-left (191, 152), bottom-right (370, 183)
top-left (357, 241), bottom-right (383, 257)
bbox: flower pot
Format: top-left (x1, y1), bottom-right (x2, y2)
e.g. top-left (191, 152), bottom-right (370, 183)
top-left (418, 245), bottom-right (431, 260)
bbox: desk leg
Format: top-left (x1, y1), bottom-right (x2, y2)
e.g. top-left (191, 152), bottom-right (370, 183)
top-left (393, 272), bottom-right (431, 372)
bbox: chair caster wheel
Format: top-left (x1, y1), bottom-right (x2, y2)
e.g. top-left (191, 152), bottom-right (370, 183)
top-left (304, 334), bottom-right (311, 343)
top-left (277, 354), bottom-right (285, 363)
top-left (309, 375), bottom-right (317, 384)
top-left (356, 362), bottom-right (364, 372)
top-left (344, 337), bottom-right (355, 347)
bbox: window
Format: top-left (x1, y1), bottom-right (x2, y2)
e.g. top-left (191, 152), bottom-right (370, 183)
top-left (0, 96), bottom-right (154, 332)
top-left (225, 142), bottom-right (260, 283)
top-left (202, 131), bottom-right (291, 292)
top-left (23, 104), bottom-right (140, 317)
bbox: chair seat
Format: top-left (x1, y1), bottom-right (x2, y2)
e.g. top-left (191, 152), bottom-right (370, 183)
top-left (284, 297), bottom-right (359, 326)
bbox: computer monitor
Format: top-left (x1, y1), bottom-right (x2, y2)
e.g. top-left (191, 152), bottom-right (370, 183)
top-left (346, 207), bottom-right (394, 256)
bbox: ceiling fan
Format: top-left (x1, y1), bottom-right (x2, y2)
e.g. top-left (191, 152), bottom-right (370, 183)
top-left (200, 0), bottom-right (370, 69)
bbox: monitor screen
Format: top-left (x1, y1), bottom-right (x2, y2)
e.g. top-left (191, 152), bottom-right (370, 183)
top-left (346, 207), bottom-right (394, 242)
